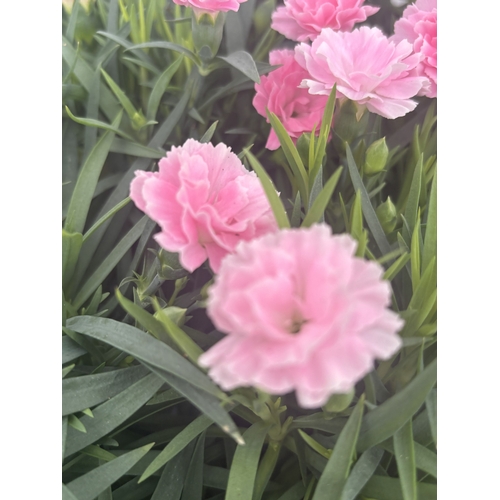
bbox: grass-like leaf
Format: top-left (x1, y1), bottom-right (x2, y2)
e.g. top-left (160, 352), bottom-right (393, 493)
top-left (150, 441), bottom-right (195, 500)
top-left (140, 415), bottom-right (212, 482)
top-left (410, 214), bottom-right (421, 292)
top-left (244, 149), bottom-right (290, 229)
top-left (360, 475), bottom-right (437, 500)
top-left (124, 41), bottom-right (201, 64)
top-left (66, 316), bottom-right (225, 399)
top-left (180, 432), bottom-right (205, 499)
top-left (64, 373), bottom-right (163, 457)
top-left (422, 171), bottom-right (437, 274)
top-left (62, 365), bottom-right (149, 416)
top-left (357, 358), bottom-right (437, 452)
top-left (426, 388), bottom-right (437, 448)
top-left (73, 216), bottom-right (148, 308)
top-left (110, 138), bottom-right (165, 158)
top-left (66, 444), bottom-right (154, 500)
top-left (383, 253), bottom-right (411, 282)
top-left (393, 420), bottom-right (417, 500)
top-left (200, 121), bottom-right (219, 143)
top-left (219, 51), bottom-right (260, 83)
top-left (62, 483), bottom-right (80, 500)
top-left (146, 56), bottom-right (184, 122)
top-left (64, 111), bottom-right (122, 235)
top-left (402, 155), bottom-right (423, 246)
top-left (62, 231), bottom-right (82, 291)
top-left (312, 395), bottom-right (365, 500)
top-left (226, 422), bottom-right (270, 500)
top-left (82, 197), bottom-right (131, 244)
top-left (302, 167), bottom-right (343, 227)
top-left (339, 447), bottom-right (384, 500)
top-left (345, 144), bottom-right (392, 256)
top-left (267, 111), bottom-right (309, 206)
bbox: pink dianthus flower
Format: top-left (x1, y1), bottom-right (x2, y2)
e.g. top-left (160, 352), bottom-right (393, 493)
top-left (198, 224), bottom-right (403, 408)
top-left (271, 0), bottom-right (379, 42)
top-left (252, 49), bottom-right (329, 150)
top-left (392, 0), bottom-right (437, 98)
top-left (129, 139), bottom-right (277, 273)
top-left (172, 0), bottom-right (246, 15)
top-left (295, 26), bottom-right (430, 120)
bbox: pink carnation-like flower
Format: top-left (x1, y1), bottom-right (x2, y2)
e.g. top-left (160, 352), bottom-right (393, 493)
top-left (198, 224), bottom-right (403, 408)
top-left (172, 0), bottom-right (246, 14)
top-left (252, 49), bottom-right (329, 150)
top-left (271, 0), bottom-right (379, 42)
top-left (295, 26), bottom-right (430, 120)
top-left (129, 139), bottom-right (278, 273)
top-left (392, 0), bottom-right (437, 98)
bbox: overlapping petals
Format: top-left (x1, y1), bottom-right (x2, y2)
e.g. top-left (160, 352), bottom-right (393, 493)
top-left (295, 26), bottom-right (430, 119)
top-left (199, 224), bottom-right (403, 408)
top-left (129, 139), bottom-right (277, 273)
top-left (392, 0), bottom-right (437, 98)
top-left (271, 0), bottom-right (379, 42)
top-left (253, 49), bottom-right (329, 150)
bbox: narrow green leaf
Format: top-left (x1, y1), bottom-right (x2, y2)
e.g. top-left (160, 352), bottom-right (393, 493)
top-left (124, 41), bottom-right (200, 64)
top-left (226, 422), bottom-right (270, 500)
top-left (146, 56), bottom-right (184, 122)
top-left (276, 481), bottom-right (307, 500)
top-left (100, 68), bottom-right (140, 122)
top-left (356, 359), bottom-right (437, 452)
top-left (298, 430), bottom-right (331, 460)
top-left (65, 0), bottom-right (80, 42)
top-left (63, 416), bottom-right (69, 461)
top-left (267, 111), bottom-right (309, 206)
top-left (291, 192), bottom-right (302, 228)
top-left (345, 144), bottom-right (392, 256)
top-left (66, 316), bottom-right (225, 399)
top-left (244, 149), bottom-right (290, 229)
top-left (62, 230), bottom-right (83, 290)
top-left (339, 447), bottom-right (384, 500)
top-left (68, 414), bottom-right (87, 433)
top-left (65, 106), bottom-right (134, 141)
top-left (63, 484), bottom-right (80, 500)
top-left (81, 445), bottom-right (117, 462)
top-left (311, 85), bottom-right (337, 181)
top-left (410, 215), bottom-right (421, 292)
top-left (63, 364), bottom-right (76, 379)
top-left (82, 197), bottom-right (131, 244)
top-left (151, 442), bottom-right (195, 500)
top-left (141, 362), bottom-right (242, 445)
top-left (200, 121), bottom-right (219, 143)
top-left (73, 216), bottom-right (149, 309)
top-left (393, 420), bottom-right (417, 500)
top-left (302, 167), bottom-right (343, 228)
top-left (110, 138), bottom-right (165, 158)
top-left (378, 439), bottom-right (436, 478)
top-left (140, 415), bottom-right (212, 482)
top-left (62, 365), bottom-right (150, 416)
top-left (253, 441), bottom-right (282, 500)
top-left (67, 444), bottom-right (154, 500)
top-left (360, 475), bottom-right (437, 500)
top-left (64, 373), bottom-right (163, 457)
top-left (426, 388), bottom-right (437, 448)
top-left (219, 51), bottom-right (260, 83)
top-left (62, 333), bottom-right (87, 364)
top-left (383, 253), bottom-right (411, 282)
top-left (403, 155), bottom-right (423, 245)
top-left (312, 395), bottom-right (365, 500)
top-left (64, 111), bottom-right (122, 235)
top-left (62, 35), bottom-right (120, 121)
top-left (181, 433), bottom-right (206, 500)
top-left (422, 171), bottom-right (437, 274)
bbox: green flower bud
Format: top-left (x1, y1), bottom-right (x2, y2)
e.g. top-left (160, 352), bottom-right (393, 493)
top-left (154, 306), bottom-right (187, 327)
top-left (322, 389), bottom-right (354, 414)
top-left (254, 0), bottom-right (276, 35)
top-left (364, 137), bottom-right (389, 175)
top-left (376, 196), bottom-right (398, 234)
top-left (192, 11), bottom-right (226, 60)
top-left (158, 250), bottom-right (189, 280)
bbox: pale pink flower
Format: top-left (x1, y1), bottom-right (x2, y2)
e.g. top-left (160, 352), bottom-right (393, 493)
top-left (198, 224), bottom-right (403, 408)
top-left (295, 26), bottom-right (430, 120)
top-left (271, 0), bottom-right (379, 42)
top-left (129, 139), bottom-right (277, 273)
top-left (252, 49), bottom-right (329, 150)
top-left (392, 0), bottom-right (437, 98)
top-left (172, 0), bottom-right (246, 15)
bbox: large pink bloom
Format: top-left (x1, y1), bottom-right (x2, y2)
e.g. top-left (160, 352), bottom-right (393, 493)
top-left (129, 139), bottom-right (277, 273)
top-left (295, 26), bottom-right (430, 120)
top-left (271, 0), bottom-right (379, 42)
top-left (172, 0), bottom-right (246, 14)
top-left (198, 224), bottom-right (403, 408)
top-left (252, 49), bottom-right (329, 150)
top-left (392, 0), bottom-right (437, 98)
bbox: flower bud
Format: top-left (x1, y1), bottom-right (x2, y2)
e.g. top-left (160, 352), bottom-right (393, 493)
top-left (191, 11), bottom-right (226, 60)
top-left (376, 196), bottom-right (398, 234)
top-left (364, 137), bottom-right (389, 175)
top-left (254, 0), bottom-right (276, 35)
top-left (322, 389), bottom-right (354, 414)
top-left (154, 306), bottom-right (187, 326)
top-left (158, 250), bottom-right (190, 280)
